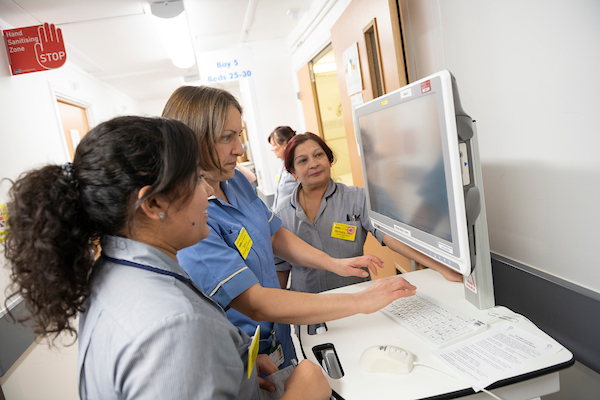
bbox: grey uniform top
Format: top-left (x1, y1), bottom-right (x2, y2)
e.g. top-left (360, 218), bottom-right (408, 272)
top-left (78, 235), bottom-right (260, 400)
top-left (275, 179), bottom-right (385, 293)
top-left (271, 164), bottom-right (298, 211)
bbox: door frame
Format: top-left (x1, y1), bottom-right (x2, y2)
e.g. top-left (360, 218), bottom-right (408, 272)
top-left (49, 84), bottom-right (94, 161)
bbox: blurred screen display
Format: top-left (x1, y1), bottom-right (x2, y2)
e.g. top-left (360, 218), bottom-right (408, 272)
top-left (358, 93), bottom-right (451, 241)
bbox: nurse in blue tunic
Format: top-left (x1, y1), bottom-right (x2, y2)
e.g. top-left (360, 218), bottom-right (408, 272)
top-left (275, 132), bottom-right (463, 293)
top-left (162, 86), bottom-right (418, 369)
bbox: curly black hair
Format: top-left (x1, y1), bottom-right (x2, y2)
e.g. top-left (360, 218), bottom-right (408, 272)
top-left (3, 116), bottom-right (200, 341)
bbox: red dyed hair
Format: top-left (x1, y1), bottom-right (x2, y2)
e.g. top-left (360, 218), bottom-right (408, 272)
top-left (283, 132), bottom-right (335, 173)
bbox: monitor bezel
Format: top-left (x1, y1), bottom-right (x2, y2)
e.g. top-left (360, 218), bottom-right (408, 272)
top-left (354, 70), bottom-right (471, 275)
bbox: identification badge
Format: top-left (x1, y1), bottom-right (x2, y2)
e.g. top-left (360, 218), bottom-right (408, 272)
top-left (248, 325), bottom-right (260, 379)
top-left (331, 222), bottom-right (357, 241)
top-left (269, 343), bottom-right (285, 367)
top-left (235, 227), bottom-right (253, 259)
top-left (275, 174), bottom-right (281, 183)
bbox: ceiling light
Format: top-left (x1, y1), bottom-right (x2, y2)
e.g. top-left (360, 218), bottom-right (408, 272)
top-left (149, 1), bottom-right (196, 69)
top-left (287, 8), bottom-right (300, 21)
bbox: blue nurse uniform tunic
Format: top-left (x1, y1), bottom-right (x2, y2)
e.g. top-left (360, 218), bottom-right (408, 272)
top-left (178, 170), bottom-right (296, 368)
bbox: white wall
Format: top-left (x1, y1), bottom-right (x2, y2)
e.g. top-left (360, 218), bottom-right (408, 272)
top-left (0, 16), bottom-right (141, 398)
top-left (289, 0), bottom-right (352, 71)
top-left (239, 38), bottom-right (302, 194)
top-left (401, 0), bottom-right (600, 292)
top-left (400, 0), bottom-right (600, 396)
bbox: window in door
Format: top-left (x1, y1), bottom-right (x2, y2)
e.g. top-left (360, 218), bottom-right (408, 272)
top-left (311, 45), bottom-right (353, 186)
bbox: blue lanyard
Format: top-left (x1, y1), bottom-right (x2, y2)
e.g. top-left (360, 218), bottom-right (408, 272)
top-left (102, 254), bottom-right (231, 312)
top-left (101, 254), bottom-right (200, 293)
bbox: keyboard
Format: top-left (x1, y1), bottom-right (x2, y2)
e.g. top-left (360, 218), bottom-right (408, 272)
top-left (381, 294), bottom-right (487, 348)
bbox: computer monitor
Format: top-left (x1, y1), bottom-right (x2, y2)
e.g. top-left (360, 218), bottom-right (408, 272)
top-left (354, 70), bottom-right (485, 277)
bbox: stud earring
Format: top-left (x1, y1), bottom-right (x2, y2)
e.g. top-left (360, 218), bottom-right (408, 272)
top-left (158, 212), bottom-right (165, 221)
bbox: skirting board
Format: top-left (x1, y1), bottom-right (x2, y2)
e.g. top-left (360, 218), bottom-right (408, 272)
top-left (492, 253), bottom-right (600, 375)
top-left (0, 297), bottom-right (37, 377)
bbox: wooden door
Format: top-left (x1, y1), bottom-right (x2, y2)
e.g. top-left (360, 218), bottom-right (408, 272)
top-left (57, 100), bottom-right (90, 161)
top-left (330, 0), bottom-right (412, 277)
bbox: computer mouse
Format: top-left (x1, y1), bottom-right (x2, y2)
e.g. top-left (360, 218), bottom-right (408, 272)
top-left (359, 345), bottom-right (414, 374)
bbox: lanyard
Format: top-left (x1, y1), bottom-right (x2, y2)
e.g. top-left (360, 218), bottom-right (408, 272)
top-left (101, 254), bottom-right (203, 297)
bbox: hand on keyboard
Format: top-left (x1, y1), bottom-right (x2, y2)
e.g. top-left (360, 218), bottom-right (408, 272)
top-left (357, 276), bottom-right (417, 315)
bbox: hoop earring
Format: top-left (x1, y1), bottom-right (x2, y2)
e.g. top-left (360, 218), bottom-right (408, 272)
top-left (158, 212), bottom-right (165, 221)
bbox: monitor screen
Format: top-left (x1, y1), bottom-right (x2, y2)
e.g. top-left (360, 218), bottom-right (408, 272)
top-left (359, 93), bottom-right (451, 242)
top-left (355, 70), bottom-right (474, 275)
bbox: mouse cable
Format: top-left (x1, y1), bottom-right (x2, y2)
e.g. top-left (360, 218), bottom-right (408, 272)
top-left (413, 362), bottom-right (505, 400)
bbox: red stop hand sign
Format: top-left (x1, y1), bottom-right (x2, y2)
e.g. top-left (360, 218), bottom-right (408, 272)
top-left (34, 23), bottom-right (66, 69)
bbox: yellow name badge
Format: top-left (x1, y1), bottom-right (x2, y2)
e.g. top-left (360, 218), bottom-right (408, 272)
top-left (248, 325), bottom-right (260, 379)
top-left (275, 174), bottom-right (281, 183)
top-left (331, 222), bottom-right (357, 241)
top-left (235, 227), bottom-right (253, 259)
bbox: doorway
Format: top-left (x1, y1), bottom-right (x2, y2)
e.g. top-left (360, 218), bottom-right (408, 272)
top-left (56, 100), bottom-right (90, 161)
top-left (311, 45), bottom-right (353, 186)
top-left (329, 0), bottom-right (411, 277)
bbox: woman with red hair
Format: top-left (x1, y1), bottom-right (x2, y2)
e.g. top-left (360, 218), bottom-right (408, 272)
top-left (275, 132), bottom-right (463, 293)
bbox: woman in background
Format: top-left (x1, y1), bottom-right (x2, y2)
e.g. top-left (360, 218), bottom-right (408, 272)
top-left (274, 132), bottom-right (463, 293)
top-left (162, 86), bottom-right (418, 371)
top-left (3, 116), bottom-right (331, 400)
top-left (268, 126), bottom-right (298, 210)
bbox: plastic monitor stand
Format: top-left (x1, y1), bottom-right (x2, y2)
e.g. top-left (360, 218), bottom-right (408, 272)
top-left (462, 121), bottom-right (494, 310)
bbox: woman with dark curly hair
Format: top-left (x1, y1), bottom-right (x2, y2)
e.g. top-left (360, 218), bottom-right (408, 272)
top-left (3, 116), bottom-right (330, 400)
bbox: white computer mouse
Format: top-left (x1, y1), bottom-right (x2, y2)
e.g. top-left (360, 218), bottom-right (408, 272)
top-left (359, 345), bottom-right (414, 374)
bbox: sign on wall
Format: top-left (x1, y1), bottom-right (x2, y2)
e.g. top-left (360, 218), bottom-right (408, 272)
top-left (342, 42), bottom-right (363, 96)
top-left (2, 23), bottom-right (67, 76)
top-left (197, 47), bottom-right (254, 83)
top-left (0, 203), bottom-right (9, 244)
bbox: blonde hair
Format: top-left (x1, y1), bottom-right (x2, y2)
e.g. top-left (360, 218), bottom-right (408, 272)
top-left (162, 86), bottom-right (242, 172)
